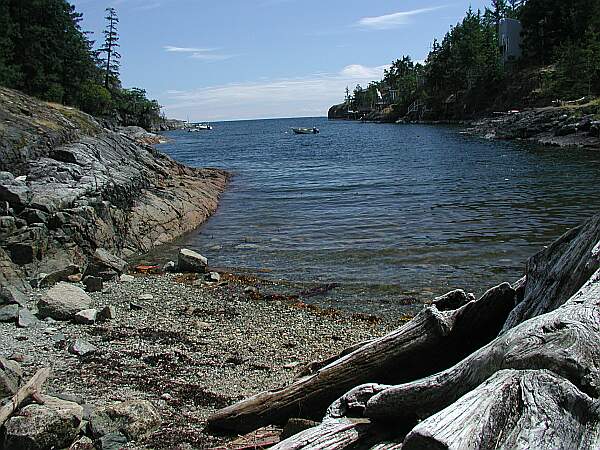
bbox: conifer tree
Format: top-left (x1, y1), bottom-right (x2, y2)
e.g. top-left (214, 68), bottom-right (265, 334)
top-left (99, 7), bottom-right (121, 89)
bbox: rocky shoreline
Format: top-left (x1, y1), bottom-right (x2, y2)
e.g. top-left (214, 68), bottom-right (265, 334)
top-left (329, 99), bottom-right (600, 149)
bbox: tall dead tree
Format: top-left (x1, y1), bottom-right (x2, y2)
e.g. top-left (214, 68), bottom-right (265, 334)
top-left (99, 7), bottom-right (121, 89)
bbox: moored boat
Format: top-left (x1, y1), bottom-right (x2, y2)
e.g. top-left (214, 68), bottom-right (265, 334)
top-left (292, 127), bottom-right (319, 134)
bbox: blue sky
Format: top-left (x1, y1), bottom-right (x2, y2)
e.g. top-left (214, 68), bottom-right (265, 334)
top-left (72, 0), bottom-right (490, 121)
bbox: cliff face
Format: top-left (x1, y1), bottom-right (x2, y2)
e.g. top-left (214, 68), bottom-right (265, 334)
top-left (0, 87), bottom-right (228, 281)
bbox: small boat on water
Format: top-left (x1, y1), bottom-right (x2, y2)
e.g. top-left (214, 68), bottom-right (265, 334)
top-left (292, 127), bottom-right (319, 135)
top-left (187, 123), bottom-right (213, 132)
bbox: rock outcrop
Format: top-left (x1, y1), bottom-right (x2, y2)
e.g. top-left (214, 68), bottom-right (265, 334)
top-left (468, 103), bottom-right (600, 148)
top-left (0, 87), bottom-right (228, 288)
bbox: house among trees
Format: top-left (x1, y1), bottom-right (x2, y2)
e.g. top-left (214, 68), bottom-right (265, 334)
top-left (499, 18), bottom-right (523, 64)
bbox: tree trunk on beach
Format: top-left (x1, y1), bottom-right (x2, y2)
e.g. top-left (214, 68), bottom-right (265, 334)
top-left (275, 267), bottom-right (600, 448)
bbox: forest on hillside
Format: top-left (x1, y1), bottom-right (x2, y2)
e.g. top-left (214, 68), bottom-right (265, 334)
top-left (0, 0), bottom-right (162, 129)
top-left (348, 0), bottom-right (600, 120)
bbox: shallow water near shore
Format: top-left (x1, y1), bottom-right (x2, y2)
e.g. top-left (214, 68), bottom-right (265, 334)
top-left (157, 117), bottom-right (600, 315)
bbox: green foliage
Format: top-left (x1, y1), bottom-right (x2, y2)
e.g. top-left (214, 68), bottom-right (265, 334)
top-left (0, 0), bottom-right (162, 130)
top-left (78, 81), bottom-right (113, 116)
top-left (113, 87), bottom-right (162, 130)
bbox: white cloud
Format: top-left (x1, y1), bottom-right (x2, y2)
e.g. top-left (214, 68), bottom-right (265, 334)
top-left (163, 46), bottom-right (216, 53)
top-left (161, 64), bottom-right (389, 121)
top-left (164, 45), bottom-right (234, 62)
top-left (357, 6), bottom-right (446, 30)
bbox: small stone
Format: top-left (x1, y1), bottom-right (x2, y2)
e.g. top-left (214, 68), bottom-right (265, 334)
top-left (195, 321), bottom-right (212, 331)
top-left (163, 260), bottom-right (176, 272)
top-left (97, 305), bottom-right (116, 322)
top-left (73, 309), bottom-right (98, 325)
top-left (105, 400), bottom-right (161, 440)
top-left (83, 275), bottom-right (103, 293)
top-left (283, 361), bottom-right (301, 369)
top-left (67, 273), bottom-right (83, 283)
top-left (68, 339), bottom-right (97, 356)
top-left (129, 302), bottom-right (143, 311)
top-left (51, 332), bottom-right (67, 346)
top-left (8, 353), bottom-right (31, 364)
top-left (160, 393), bottom-right (173, 401)
top-left (138, 293), bottom-right (153, 301)
top-left (0, 304), bottom-right (19, 322)
top-left (119, 274), bottom-right (135, 283)
top-left (17, 307), bottom-right (38, 328)
top-left (206, 271), bottom-right (221, 283)
top-left (244, 286), bottom-right (259, 296)
top-left (177, 248), bottom-right (208, 273)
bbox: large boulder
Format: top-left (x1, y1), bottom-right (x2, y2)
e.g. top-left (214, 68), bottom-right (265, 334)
top-left (0, 284), bottom-right (28, 306)
top-left (2, 395), bottom-right (83, 450)
top-left (86, 248), bottom-right (127, 281)
top-left (0, 183), bottom-right (31, 213)
top-left (177, 248), bottom-right (208, 273)
top-left (37, 282), bottom-right (92, 320)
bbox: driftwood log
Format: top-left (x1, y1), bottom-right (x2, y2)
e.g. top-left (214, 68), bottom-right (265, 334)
top-left (275, 262), bottom-right (600, 447)
top-left (0, 367), bottom-right (51, 426)
top-left (208, 283), bottom-right (516, 432)
top-left (212, 212), bottom-right (600, 448)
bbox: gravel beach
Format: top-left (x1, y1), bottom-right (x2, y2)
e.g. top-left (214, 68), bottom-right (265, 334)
top-left (0, 271), bottom-right (406, 448)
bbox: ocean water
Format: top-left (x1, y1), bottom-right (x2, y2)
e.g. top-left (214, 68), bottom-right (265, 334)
top-left (157, 117), bottom-right (600, 315)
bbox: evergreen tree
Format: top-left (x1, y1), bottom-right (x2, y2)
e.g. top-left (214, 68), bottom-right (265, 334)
top-left (99, 7), bottom-right (121, 89)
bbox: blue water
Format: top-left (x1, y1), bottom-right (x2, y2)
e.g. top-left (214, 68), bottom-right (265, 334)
top-left (157, 117), bottom-right (600, 314)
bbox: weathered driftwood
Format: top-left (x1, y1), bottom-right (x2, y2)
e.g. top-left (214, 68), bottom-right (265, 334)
top-left (402, 369), bottom-right (600, 450)
top-left (208, 282), bottom-right (516, 432)
top-left (269, 418), bottom-right (390, 450)
top-left (502, 212), bottom-right (600, 331)
top-left (0, 367), bottom-right (50, 426)
top-left (277, 268), bottom-right (600, 449)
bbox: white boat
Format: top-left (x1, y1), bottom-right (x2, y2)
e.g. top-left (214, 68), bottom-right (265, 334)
top-left (292, 127), bottom-right (319, 134)
top-left (187, 123), bottom-right (213, 132)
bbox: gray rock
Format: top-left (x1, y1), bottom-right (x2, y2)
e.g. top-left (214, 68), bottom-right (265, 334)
top-left (97, 305), bottom-right (116, 322)
top-left (0, 304), bottom-right (19, 322)
top-left (129, 302), bottom-right (142, 311)
top-left (87, 409), bottom-right (115, 439)
top-left (51, 332), bottom-right (67, 348)
top-left (138, 293), bottom-right (153, 301)
top-left (38, 282), bottom-right (92, 320)
top-left (96, 432), bottom-right (128, 450)
top-left (0, 171), bottom-right (14, 183)
top-left (39, 264), bottom-right (80, 287)
top-left (69, 339), bottom-right (97, 356)
top-left (177, 248), bottom-right (208, 273)
top-left (95, 269), bottom-right (119, 282)
top-left (21, 208), bottom-right (49, 225)
top-left (0, 357), bottom-right (22, 398)
top-left (105, 400), bottom-right (161, 440)
top-left (69, 435), bottom-right (94, 450)
top-left (119, 274), bottom-right (135, 283)
top-left (73, 308), bottom-right (98, 325)
top-left (0, 284), bottom-right (28, 306)
top-left (206, 271), bottom-right (221, 283)
top-left (2, 395), bottom-right (83, 450)
top-left (0, 183), bottom-right (31, 212)
top-left (89, 248), bottom-right (128, 276)
top-left (17, 307), bottom-right (38, 328)
top-left (83, 275), bottom-right (103, 293)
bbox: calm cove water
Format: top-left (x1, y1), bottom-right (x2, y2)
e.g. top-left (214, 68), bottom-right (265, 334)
top-left (157, 117), bottom-right (600, 315)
